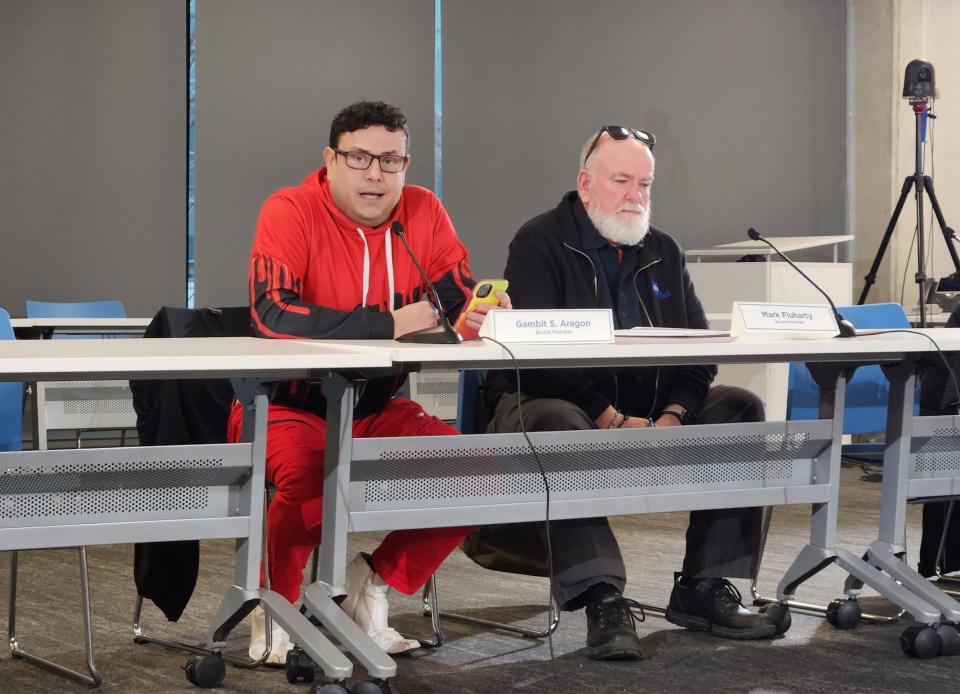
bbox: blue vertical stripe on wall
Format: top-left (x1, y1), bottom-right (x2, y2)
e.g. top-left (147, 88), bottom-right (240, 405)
top-left (434, 0), bottom-right (442, 200)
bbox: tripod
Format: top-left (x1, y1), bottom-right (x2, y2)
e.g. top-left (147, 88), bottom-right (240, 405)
top-left (858, 98), bottom-right (960, 327)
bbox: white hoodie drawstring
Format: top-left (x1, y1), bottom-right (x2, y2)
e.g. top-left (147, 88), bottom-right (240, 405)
top-left (354, 226), bottom-right (396, 310)
top-left (354, 228), bottom-right (371, 307)
top-left (385, 227), bottom-right (395, 310)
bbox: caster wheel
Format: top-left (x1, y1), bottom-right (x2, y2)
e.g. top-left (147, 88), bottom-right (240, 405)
top-left (825, 598), bottom-right (861, 629)
top-left (936, 624), bottom-right (960, 656)
top-left (352, 680), bottom-right (393, 694)
top-left (285, 647), bottom-right (316, 683)
top-left (309, 683), bottom-right (349, 694)
top-left (900, 626), bottom-right (942, 659)
top-left (760, 603), bottom-right (792, 636)
top-left (183, 653), bottom-right (226, 689)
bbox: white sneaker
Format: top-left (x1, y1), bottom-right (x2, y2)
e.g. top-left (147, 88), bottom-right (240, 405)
top-left (248, 605), bottom-right (293, 664)
top-left (340, 553), bottom-right (420, 655)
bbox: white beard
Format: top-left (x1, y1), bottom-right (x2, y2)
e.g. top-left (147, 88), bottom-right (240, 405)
top-left (586, 200), bottom-right (651, 246)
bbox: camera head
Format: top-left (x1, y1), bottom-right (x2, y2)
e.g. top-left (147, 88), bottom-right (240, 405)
top-left (903, 59), bottom-right (937, 101)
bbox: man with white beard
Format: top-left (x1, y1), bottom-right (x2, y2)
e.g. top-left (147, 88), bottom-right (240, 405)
top-left (481, 126), bottom-right (787, 661)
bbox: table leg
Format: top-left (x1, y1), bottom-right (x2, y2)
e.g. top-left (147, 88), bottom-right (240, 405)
top-left (29, 380), bottom-right (46, 451)
top-left (861, 364), bottom-right (960, 622)
top-left (206, 585), bottom-right (353, 680)
top-left (300, 373), bottom-right (397, 679)
top-left (204, 385), bottom-right (357, 680)
top-left (318, 374), bottom-right (353, 594)
top-left (776, 364), bottom-right (942, 624)
top-left (303, 583), bottom-right (396, 678)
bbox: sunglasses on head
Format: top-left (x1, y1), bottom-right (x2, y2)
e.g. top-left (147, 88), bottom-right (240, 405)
top-left (583, 125), bottom-right (656, 165)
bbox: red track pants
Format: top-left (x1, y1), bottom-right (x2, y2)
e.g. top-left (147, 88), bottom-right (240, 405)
top-left (228, 397), bottom-right (472, 604)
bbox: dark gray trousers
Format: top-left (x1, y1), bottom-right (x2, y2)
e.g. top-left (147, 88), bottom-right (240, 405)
top-left (487, 385), bottom-right (765, 610)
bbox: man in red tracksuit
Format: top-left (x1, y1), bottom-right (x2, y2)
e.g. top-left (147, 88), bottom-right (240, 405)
top-left (227, 101), bottom-right (510, 659)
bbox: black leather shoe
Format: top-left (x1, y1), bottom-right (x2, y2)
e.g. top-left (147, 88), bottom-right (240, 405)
top-left (585, 594), bottom-right (646, 660)
top-left (665, 574), bottom-right (779, 640)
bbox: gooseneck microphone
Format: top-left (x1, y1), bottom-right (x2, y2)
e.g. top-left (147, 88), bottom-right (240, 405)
top-left (391, 220), bottom-right (462, 344)
top-left (747, 227), bottom-right (856, 338)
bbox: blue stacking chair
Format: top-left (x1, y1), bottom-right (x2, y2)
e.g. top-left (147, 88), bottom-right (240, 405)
top-left (786, 302), bottom-right (917, 452)
top-left (25, 299), bottom-right (127, 339)
top-left (25, 299), bottom-right (126, 318)
top-left (0, 308), bottom-right (23, 452)
top-left (25, 299), bottom-right (135, 446)
top-left (10, 300), bottom-right (131, 686)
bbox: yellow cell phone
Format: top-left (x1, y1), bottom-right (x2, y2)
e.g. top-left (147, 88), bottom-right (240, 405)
top-left (454, 279), bottom-right (509, 336)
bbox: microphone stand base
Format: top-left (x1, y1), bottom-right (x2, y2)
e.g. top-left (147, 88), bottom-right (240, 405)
top-left (397, 319), bottom-right (462, 344)
top-left (836, 319), bottom-right (857, 338)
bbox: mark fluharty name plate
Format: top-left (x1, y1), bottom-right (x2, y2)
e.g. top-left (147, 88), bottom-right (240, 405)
top-left (479, 309), bottom-right (614, 344)
top-left (731, 302), bottom-right (840, 339)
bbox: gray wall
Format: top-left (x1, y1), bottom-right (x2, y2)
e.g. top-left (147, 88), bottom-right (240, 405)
top-left (1, 1), bottom-right (847, 311)
top-left (443, 0), bottom-right (848, 278)
top-left (194, 0), bottom-right (436, 308)
top-left (0, 0), bottom-right (186, 317)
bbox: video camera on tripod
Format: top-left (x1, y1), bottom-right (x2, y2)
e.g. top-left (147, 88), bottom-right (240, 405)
top-left (859, 59), bottom-right (960, 327)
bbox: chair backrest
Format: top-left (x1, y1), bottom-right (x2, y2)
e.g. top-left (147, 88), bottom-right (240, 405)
top-left (26, 299), bottom-right (128, 341)
top-left (25, 300), bottom-right (134, 435)
top-left (838, 303), bottom-right (911, 331)
top-left (786, 302), bottom-right (915, 433)
top-left (0, 308), bottom-right (23, 452)
top-left (25, 299), bottom-right (126, 318)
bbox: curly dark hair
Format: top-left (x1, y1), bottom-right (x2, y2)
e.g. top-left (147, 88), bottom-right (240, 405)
top-left (329, 101), bottom-right (409, 150)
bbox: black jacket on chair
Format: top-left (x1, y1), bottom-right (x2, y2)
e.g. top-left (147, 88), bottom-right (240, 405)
top-left (130, 306), bottom-right (250, 621)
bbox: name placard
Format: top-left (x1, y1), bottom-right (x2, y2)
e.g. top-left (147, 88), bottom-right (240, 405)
top-left (731, 302), bottom-right (839, 339)
top-left (479, 309), bottom-right (614, 344)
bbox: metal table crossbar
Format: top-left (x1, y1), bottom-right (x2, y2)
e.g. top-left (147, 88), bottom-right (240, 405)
top-left (0, 442), bottom-right (253, 547)
top-left (347, 421), bottom-right (833, 531)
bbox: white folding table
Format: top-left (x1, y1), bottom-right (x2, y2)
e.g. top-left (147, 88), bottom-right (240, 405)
top-left (302, 331), bottom-right (960, 672)
top-left (6, 331), bottom-right (960, 686)
top-left (0, 336), bottom-right (395, 687)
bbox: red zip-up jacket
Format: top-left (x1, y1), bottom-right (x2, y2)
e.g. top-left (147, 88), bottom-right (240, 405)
top-left (249, 167), bottom-right (475, 417)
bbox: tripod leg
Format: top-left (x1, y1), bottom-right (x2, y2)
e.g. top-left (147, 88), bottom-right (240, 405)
top-left (859, 177), bottom-right (915, 304)
top-left (914, 171), bottom-right (927, 326)
top-left (923, 176), bottom-right (960, 274)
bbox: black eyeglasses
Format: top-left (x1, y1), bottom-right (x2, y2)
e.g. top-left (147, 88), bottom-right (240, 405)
top-left (583, 126), bottom-right (656, 165)
top-left (334, 149), bottom-right (409, 173)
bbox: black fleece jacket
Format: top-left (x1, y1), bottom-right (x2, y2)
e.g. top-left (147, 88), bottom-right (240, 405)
top-left (490, 191), bottom-right (717, 421)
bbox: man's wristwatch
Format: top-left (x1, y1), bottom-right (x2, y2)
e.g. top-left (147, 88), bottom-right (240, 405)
top-left (660, 403), bottom-right (692, 425)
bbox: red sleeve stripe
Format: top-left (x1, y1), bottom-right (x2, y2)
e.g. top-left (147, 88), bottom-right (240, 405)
top-left (249, 256), bottom-right (307, 339)
top-left (453, 260), bottom-right (475, 301)
top-left (268, 257), bottom-right (309, 316)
